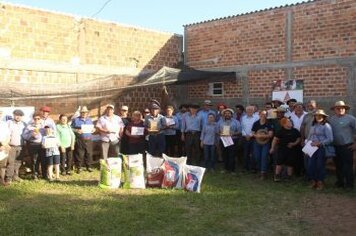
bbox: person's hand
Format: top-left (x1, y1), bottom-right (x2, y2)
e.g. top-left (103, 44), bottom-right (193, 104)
top-left (311, 141), bottom-right (320, 147)
top-left (60, 147), bottom-right (66, 153)
top-left (348, 143), bottom-right (356, 151)
top-left (269, 147), bottom-right (274, 154)
top-left (200, 141), bottom-right (204, 149)
top-left (71, 146), bottom-right (75, 151)
top-left (287, 142), bottom-right (294, 148)
top-left (181, 134), bottom-right (185, 142)
top-left (77, 129), bottom-right (83, 134)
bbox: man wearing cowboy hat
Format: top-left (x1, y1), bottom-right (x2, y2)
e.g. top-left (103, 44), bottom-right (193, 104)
top-left (71, 106), bottom-right (95, 173)
top-left (218, 108), bottom-right (241, 174)
top-left (329, 101), bottom-right (356, 189)
top-left (198, 100), bottom-right (216, 127)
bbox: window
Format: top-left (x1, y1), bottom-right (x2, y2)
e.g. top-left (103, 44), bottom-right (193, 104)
top-left (208, 82), bottom-right (223, 96)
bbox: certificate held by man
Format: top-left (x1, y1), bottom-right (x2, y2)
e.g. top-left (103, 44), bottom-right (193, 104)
top-left (131, 126), bottom-right (145, 136)
top-left (81, 124), bottom-right (94, 134)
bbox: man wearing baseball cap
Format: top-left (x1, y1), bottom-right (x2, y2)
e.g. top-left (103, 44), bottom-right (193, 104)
top-left (198, 100), bottom-right (216, 127)
top-left (4, 109), bottom-right (26, 185)
top-left (96, 104), bottom-right (125, 159)
top-left (40, 106), bottom-right (56, 133)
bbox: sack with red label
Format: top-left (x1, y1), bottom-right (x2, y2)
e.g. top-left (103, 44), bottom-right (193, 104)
top-left (183, 165), bottom-right (206, 193)
top-left (145, 153), bottom-right (164, 187)
top-left (161, 154), bottom-right (187, 189)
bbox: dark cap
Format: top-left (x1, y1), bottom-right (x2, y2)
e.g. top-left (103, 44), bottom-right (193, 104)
top-left (13, 109), bottom-right (24, 116)
top-left (286, 98), bottom-right (297, 105)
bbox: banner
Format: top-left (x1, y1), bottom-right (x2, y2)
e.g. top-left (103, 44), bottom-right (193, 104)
top-left (272, 80), bottom-right (303, 103)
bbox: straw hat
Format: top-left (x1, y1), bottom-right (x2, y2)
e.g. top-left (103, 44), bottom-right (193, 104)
top-left (222, 108), bottom-right (234, 114)
top-left (331, 101), bottom-right (350, 110)
top-left (80, 106), bottom-right (89, 113)
top-left (314, 109), bottom-right (328, 117)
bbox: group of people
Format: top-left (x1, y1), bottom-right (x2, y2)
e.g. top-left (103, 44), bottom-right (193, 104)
top-left (0, 98), bottom-right (355, 190)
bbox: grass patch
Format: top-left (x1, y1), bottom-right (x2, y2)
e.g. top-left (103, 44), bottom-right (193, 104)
top-left (0, 167), bottom-right (355, 235)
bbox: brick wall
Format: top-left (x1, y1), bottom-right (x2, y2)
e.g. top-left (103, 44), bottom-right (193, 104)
top-left (0, 3), bottom-right (182, 118)
top-left (184, 0), bottom-right (356, 112)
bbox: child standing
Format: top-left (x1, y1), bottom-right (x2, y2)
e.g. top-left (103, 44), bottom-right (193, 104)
top-left (42, 126), bottom-right (60, 181)
top-left (200, 113), bottom-right (218, 171)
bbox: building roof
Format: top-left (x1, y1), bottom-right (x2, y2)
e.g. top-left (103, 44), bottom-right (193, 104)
top-left (183, 0), bottom-right (317, 27)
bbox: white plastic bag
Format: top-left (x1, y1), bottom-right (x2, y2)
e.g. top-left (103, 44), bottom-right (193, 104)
top-left (183, 165), bottom-right (206, 193)
top-left (161, 154), bottom-right (187, 189)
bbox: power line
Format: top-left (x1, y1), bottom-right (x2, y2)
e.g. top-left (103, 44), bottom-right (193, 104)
top-left (91, 0), bottom-right (113, 18)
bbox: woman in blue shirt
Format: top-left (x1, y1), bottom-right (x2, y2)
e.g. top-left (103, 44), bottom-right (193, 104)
top-left (307, 109), bottom-right (333, 190)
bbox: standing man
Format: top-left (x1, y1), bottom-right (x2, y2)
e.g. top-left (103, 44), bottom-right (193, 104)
top-left (285, 98), bottom-right (297, 118)
top-left (119, 105), bottom-right (130, 154)
top-left (96, 104), bottom-right (124, 159)
top-left (198, 100), bottom-right (216, 127)
top-left (175, 104), bottom-right (188, 156)
top-left (181, 104), bottom-right (202, 165)
top-left (0, 110), bottom-right (10, 185)
top-left (4, 109), bottom-right (26, 185)
top-left (329, 101), bottom-right (356, 190)
top-left (144, 102), bottom-right (167, 157)
top-left (71, 106), bottom-right (95, 173)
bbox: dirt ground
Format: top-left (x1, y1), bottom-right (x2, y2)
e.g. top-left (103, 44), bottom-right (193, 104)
top-left (302, 194), bottom-right (356, 235)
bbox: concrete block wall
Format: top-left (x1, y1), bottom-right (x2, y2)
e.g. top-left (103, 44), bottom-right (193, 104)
top-left (0, 3), bottom-right (183, 118)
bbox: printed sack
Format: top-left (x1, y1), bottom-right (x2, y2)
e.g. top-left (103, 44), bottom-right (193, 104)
top-left (146, 153), bottom-right (164, 188)
top-left (183, 165), bottom-right (206, 193)
top-left (122, 154), bottom-right (145, 189)
top-left (161, 154), bottom-right (187, 189)
top-left (99, 157), bottom-right (122, 189)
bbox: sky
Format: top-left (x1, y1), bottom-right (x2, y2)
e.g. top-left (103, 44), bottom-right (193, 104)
top-left (3, 0), bottom-right (304, 34)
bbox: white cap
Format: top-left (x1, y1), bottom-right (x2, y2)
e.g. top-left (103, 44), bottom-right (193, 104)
top-left (121, 105), bottom-right (129, 111)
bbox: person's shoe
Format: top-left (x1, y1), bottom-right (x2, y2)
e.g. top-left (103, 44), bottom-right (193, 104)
top-left (13, 177), bottom-right (23, 183)
top-left (309, 180), bottom-right (317, 189)
top-left (274, 174), bottom-right (281, 182)
top-left (3, 180), bottom-right (11, 186)
top-left (260, 173), bottom-right (267, 180)
top-left (86, 167), bottom-right (93, 173)
top-left (66, 171), bottom-right (72, 176)
top-left (76, 168), bottom-right (81, 174)
top-left (315, 181), bottom-right (324, 190)
top-left (60, 171), bottom-right (67, 176)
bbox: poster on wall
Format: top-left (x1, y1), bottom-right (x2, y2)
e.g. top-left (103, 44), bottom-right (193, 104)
top-left (272, 80), bottom-right (304, 103)
top-left (0, 107), bottom-right (35, 124)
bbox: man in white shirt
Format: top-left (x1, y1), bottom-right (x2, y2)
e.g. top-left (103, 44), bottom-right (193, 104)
top-left (0, 110), bottom-right (10, 185)
top-left (96, 104), bottom-right (125, 159)
top-left (289, 102), bottom-right (307, 131)
top-left (241, 106), bottom-right (259, 171)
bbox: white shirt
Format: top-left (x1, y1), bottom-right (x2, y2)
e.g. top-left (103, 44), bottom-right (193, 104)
top-left (241, 114), bottom-right (259, 137)
top-left (290, 111), bottom-right (307, 131)
top-left (96, 115), bottom-right (125, 142)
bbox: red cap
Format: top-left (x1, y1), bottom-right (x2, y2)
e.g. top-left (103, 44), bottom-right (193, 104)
top-left (40, 106), bottom-right (51, 112)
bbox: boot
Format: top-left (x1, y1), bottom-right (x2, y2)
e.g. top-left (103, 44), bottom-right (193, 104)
top-left (316, 181), bottom-right (324, 190)
top-left (309, 180), bottom-right (317, 189)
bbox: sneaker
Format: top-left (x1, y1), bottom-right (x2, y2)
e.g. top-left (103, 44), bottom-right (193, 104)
top-left (3, 180), bottom-right (11, 186)
top-left (66, 171), bottom-right (72, 176)
top-left (60, 171), bottom-right (67, 176)
top-left (13, 177), bottom-right (23, 183)
top-left (86, 167), bottom-right (93, 173)
top-left (274, 174), bottom-right (281, 182)
top-left (76, 168), bottom-right (81, 174)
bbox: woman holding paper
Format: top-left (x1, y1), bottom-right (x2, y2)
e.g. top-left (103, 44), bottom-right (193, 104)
top-left (306, 109), bottom-right (333, 190)
top-left (125, 111), bottom-right (147, 155)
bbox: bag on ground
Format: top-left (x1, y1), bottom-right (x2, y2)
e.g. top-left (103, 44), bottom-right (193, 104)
top-left (183, 165), bottom-right (206, 193)
top-left (161, 154), bottom-right (187, 189)
top-left (146, 153), bottom-right (164, 188)
top-left (122, 154), bottom-right (145, 189)
top-left (99, 157), bottom-right (122, 189)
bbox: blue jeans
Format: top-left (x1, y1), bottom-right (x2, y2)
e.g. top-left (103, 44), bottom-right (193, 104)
top-left (148, 133), bottom-right (166, 157)
top-left (253, 141), bottom-right (270, 173)
top-left (334, 144), bottom-right (354, 188)
top-left (307, 147), bottom-right (326, 181)
top-left (242, 138), bottom-right (254, 170)
top-left (203, 145), bottom-right (216, 170)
